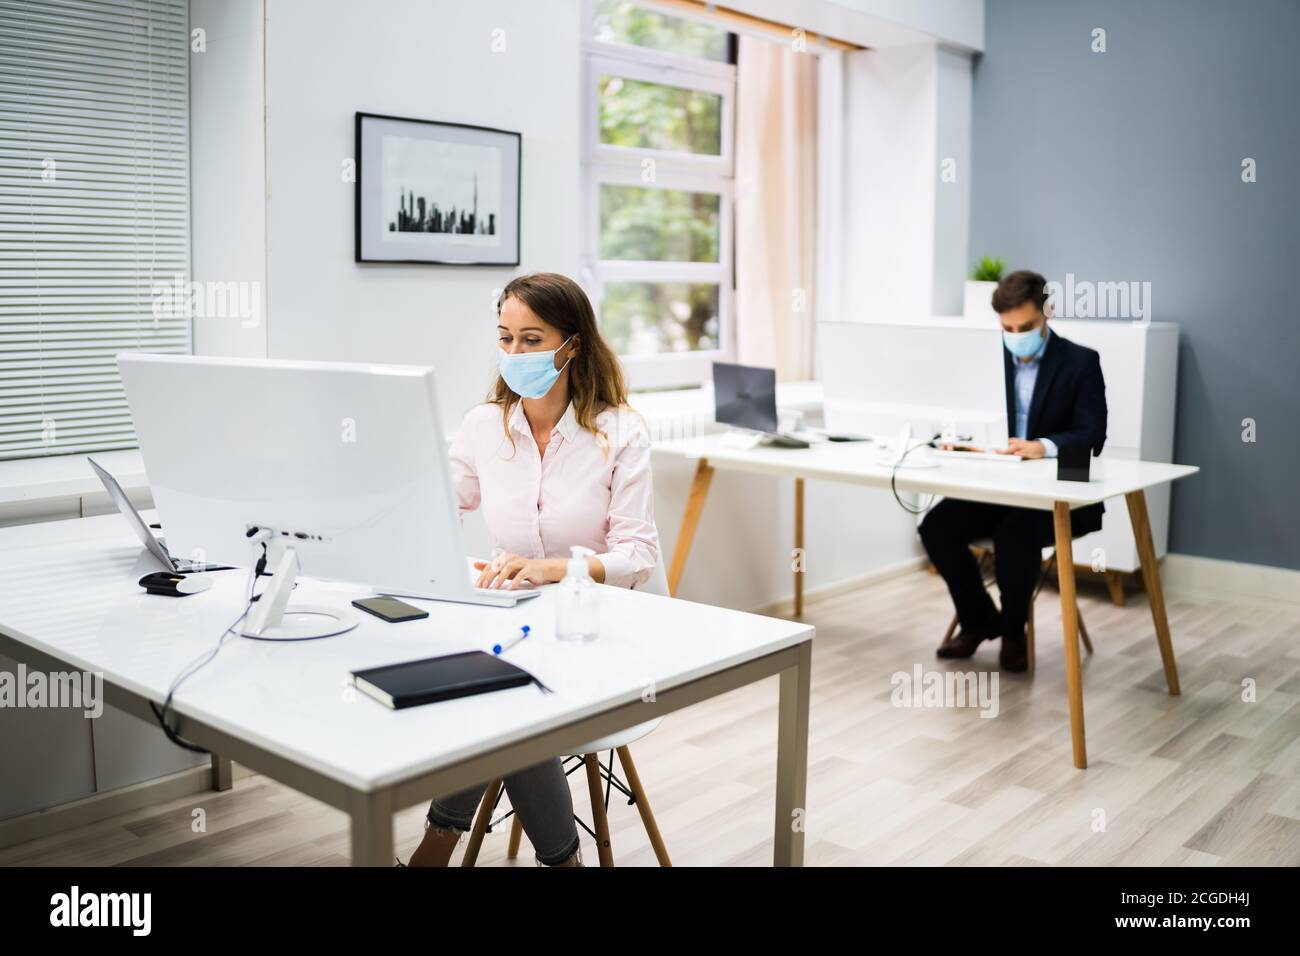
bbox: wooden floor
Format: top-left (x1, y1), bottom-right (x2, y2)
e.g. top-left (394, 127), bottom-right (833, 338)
top-left (4, 569), bottom-right (1299, 867)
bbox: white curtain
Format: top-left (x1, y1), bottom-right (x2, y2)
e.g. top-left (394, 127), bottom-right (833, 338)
top-left (734, 35), bottom-right (819, 381)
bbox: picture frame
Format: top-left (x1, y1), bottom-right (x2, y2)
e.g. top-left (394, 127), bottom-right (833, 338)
top-left (355, 112), bottom-right (521, 266)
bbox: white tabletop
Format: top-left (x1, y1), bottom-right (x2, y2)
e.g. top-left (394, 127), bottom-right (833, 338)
top-left (654, 437), bottom-right (1198, 510)
top-left (0, 514), bottom-right (813, 793)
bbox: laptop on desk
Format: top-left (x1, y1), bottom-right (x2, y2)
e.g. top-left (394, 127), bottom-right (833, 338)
top-left (712, 362), bottom-right (810, 448)
top-left (88, 457), bottom-right (234, 572)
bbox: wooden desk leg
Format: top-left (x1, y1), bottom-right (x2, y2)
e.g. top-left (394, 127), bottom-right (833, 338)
top-left (1053, 502), bottom-right (1088, 770)
top-left (1125, 489), bottom-right (1181, 696)
top-left (794, 477), bottom-right (805, 617)
top-left (210, 754), bottom-right (232, 792)
top-left (349, 789), bottom-right (394, 867)
top-left (667, 458), bottom-right (715, 596)
top-left (774, 640), bottom-right (811, 866)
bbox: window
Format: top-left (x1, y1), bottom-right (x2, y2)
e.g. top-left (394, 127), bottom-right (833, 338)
top-left (582, 0), bottom-right (736, 388)
top-left (0, 0), bottom-right (191, 460)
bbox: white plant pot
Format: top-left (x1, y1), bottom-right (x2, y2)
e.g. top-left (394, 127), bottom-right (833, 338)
top-left (963, 280), bottom-right (999, 323)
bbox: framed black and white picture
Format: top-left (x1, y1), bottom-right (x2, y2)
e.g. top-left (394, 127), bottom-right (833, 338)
top-left (355, 112), bottom-right (521, 265)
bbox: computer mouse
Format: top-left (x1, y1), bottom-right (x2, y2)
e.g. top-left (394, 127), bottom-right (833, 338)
top-left (138, 571), bottom-right (213, 597)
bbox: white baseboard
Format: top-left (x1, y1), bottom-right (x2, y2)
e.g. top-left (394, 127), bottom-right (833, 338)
top-left (751, 552), bottom-right (1300, 616)
top-left (1162, 553), bottom-right (1300, 606)
top-left (752, 555), bottom-right (929, 617)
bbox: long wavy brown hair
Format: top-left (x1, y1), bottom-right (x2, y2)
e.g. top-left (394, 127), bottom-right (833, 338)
top-left (490, 272), bottom-right (629, 447)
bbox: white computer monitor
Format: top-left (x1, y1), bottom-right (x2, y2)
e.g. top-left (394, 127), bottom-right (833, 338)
top-left (817, 319), bottom-right (1009, 452)
top-left (118, 353), bottom-right (535, 640)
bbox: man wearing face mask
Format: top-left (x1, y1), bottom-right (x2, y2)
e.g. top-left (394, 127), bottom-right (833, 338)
top-left (919, 269), bottom-right (1107, 672)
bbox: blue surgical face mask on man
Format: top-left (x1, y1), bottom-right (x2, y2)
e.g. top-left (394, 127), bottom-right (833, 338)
top-left (1003, 324), bottom-right (1046, 360)
top-left (498, 334), bottom-right (575, 399)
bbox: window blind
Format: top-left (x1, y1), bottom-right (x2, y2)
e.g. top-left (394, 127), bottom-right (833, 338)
top-left (0, 0), bottom-right (190, 460)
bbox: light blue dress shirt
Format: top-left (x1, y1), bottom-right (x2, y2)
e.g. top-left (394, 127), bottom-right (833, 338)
top-left (1012, 326), bottom-right (1058, 458)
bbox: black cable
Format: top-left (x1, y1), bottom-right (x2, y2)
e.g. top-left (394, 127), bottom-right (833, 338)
top-left (890, 433), bottom-right (942, 516)
top-left (150, 541), bottom-right (268, 752)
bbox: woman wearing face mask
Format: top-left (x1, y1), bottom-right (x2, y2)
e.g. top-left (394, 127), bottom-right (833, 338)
top-left (405, 272), bottom-right (659, 868)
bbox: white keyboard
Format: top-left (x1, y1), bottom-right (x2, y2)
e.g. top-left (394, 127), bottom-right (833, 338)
top-left (468, 586), bottom-right (541, 608)
top-left (933, 448), bottom-right (1024, 463)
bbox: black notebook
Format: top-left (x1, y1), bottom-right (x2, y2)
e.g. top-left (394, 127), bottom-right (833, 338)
top-left (352, 651), bottom-right (545, 710)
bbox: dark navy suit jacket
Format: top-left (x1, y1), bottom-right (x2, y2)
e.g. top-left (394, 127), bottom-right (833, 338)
top-left (1004, 330), bottom-right (1108, 534)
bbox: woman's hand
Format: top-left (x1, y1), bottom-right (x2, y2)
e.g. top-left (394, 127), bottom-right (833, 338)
top-left (474, 553), bottom-right (568, 589)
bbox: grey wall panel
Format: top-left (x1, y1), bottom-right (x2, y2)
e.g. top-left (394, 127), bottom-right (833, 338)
top-left (970, 0), bottom-right (1300, 570)
top-left (91, 703), bottom-right (208, 795)
top-left (0, 652), bottom-right (97, 820)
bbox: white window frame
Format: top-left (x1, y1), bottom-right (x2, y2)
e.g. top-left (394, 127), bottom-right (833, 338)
top-left (580, 4), bottom-right (737, 390)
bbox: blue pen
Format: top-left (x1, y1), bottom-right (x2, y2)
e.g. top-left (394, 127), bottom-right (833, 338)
top-left (493, 625), bottom-right (530, 655)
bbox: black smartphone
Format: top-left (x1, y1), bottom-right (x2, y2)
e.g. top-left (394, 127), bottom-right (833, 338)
top-left (352, 596), bottom-right (429, 623)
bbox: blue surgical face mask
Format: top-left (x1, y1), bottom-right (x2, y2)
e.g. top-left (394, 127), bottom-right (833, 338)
top-left (498, 335), bottom-right (574, 399)
top-left (1003, 325), bottom-right (1046, 360)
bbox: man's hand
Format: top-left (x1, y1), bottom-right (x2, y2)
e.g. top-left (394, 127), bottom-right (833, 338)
top-left (995, 438), bottom-right (1046, 459)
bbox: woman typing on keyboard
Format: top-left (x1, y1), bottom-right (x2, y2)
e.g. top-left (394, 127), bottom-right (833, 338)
top-left (405, 272), bottom-right (659, 868)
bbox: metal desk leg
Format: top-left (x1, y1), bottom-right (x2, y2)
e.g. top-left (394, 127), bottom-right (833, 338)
top-left (1125, 489), bottom-right (1181, 696)
top-left (1053, 502), bottom-right (1088, 769)
top-left (210, 754), bottom-right (233, 792)
top-left (349, 789), bottom-right (395, 867)
top-left (794, 477), bottom-right (805, 617)
top-left (774, 640), bottom-right (811, 865)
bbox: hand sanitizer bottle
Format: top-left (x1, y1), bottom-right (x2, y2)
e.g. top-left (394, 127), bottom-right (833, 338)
top-left (556, 545), bottom-right (599, 642)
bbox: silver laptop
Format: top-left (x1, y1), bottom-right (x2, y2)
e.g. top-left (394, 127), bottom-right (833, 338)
top-left (88, 457), bottom-right (230, 573)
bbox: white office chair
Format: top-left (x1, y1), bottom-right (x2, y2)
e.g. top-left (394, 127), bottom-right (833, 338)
top-left (937, 538), bottom-right (1093, 672)
top-left (463, 550), bottom-right (672, 867)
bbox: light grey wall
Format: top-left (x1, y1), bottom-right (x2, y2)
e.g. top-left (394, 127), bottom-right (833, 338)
top-left (970, 0), bottom-right (1300, 571)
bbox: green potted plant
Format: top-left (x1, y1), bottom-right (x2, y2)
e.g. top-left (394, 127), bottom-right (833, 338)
top-left (964, 255), bottom-right (1005, 323)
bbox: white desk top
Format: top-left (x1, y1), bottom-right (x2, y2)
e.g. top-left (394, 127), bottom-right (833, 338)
top-left (654, 437), bottom-right (1198, 510)
top-left (0, 514), bottom-right (813, 793)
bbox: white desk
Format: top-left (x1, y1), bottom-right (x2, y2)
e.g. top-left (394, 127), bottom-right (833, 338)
top-left (0, 514), bottom-right (813, 865)
top-left (656, 437), bottom-right (1198, 770)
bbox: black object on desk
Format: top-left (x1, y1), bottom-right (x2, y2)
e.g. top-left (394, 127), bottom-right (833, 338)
top-left (1057, 446), bottom-right (1092, 482)
top-left (352, 650), bottom-right (543, 710)
top-left (138, 571), bottom-right (212, 597)
top-left (352, 596), bottom-right (428, 623)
